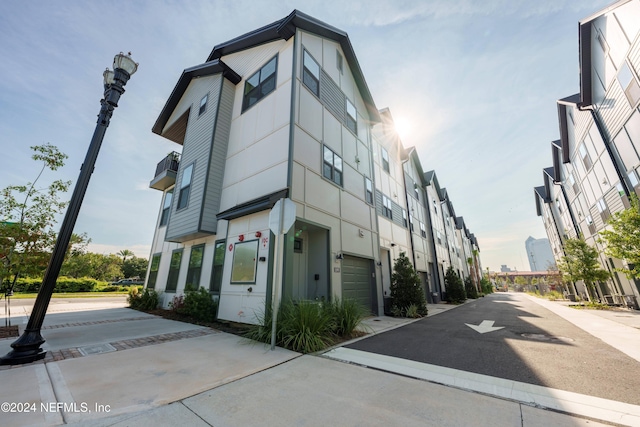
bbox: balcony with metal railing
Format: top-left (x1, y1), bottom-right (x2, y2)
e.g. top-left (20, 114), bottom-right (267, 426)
top-left (150, 151), bottom-right (180, 191)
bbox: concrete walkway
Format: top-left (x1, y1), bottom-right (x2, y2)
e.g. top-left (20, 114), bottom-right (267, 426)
top-left (0, 295), bottom-right (636, 426)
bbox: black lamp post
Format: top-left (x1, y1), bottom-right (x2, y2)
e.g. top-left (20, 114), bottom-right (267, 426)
top-left (0, 52), bottom-right (138, 365)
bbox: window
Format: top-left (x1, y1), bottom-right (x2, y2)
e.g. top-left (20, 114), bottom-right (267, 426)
top-left (414, 183), bottom-right (420, 200)
top-left (402, 209), bottom-right (408, 228)
top-left (177, 164), bottom-right (193, 210)
top-left (159, 189), bottom-right (173, 227)
top-left (568, 173), bottom-right (580, 195)
top-left (365, 177), bottom-right (373, 204)
top-left (381, 148), bottom-right (390, 173)
top-left (617, 61), bottom-right (640, 107)
top-left (420, 222), bottom-right (427, 238)
top-left (437, 230), bottom-right (442, 245)
top-left (185, 244), bottom-right (205, 291)
top-left (147, 254), bottom-right (161, 289)
top-left (242, 56), bottom-right (277, 111)
top-left (323, 146), bottom-right (343, 186)
top-left (166, 249), bottom-right (183, 292)
top-left (199, 94), bottom-right (208, 116)
top-left (382, 195), bottom-right (393, 219)
top-left (210, 241), bottom-right (225, 293)
top-left (336, 50), bottom-right (343, 74)
top-left (629, 170), bottom-right (640, 196)
top-left (586, 214), bottom-right (596, 235)
top-left (346, 98), bottom-right (357, 135)
top-left (231, 240), bottom-right (258, 284)
top-left (409, 213), bottom-right (414, 232)
top-left (597, 198), bottom-right (610, 222)
top-left (302, 50), bottom-right (320, 96)
top-left (579, 143), bottom-right (592, 170)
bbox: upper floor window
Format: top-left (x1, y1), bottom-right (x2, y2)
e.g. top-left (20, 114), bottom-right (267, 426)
top-left (177, 164), bottom-right (193, 210)
top-left (382, 195), bottom-right (393, 220)
top-left (597, 198), bottom-right (610, 222)
top-left (402, 209), bottom-right (408, 228)
top-left (420, 222), bottom-right (427, 238)
top-left (414, 183), bottom-right (420, 200)
top-left (336, 50), bottom-right (343, 74)
top-left (381, 148), bottom-right (390, 173)
top-left (365, 177), bottom-right (373, 204)
top-left (323, 146), bottom-right (343, 186)
top-left (243, 56), bottom-right (277, 112)
top-left (409, 213), bottom-right (414, 232)
top-left (147, 253), bottom-right (161, 289)
top-left (617, 61), bottom-right (640, 107)
top-left (199, 94), bottom-right (208, 116)
top-left (302, 50), bottom-right (320, 96)
top-left (579, 143), bottom-right (592, 170)
top-left (346, 98), bottom-right (357, 135)
top-left (159, 189), bottom-right (173, 226)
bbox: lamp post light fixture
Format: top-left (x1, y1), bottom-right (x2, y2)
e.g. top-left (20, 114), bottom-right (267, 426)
top-left (0, 52), bottom-right (138, 365)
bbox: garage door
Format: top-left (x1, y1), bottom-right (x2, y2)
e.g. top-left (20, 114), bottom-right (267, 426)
top-left (342, 256), bottom-right (374, 314)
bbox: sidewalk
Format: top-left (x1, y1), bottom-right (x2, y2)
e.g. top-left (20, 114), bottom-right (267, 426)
top-left (0, 295), bottom-right (635, 426)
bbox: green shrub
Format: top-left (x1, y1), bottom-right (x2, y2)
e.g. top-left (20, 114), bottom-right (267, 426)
top-left (390, 252), bottom-right (427, 316)
top-left (325, 297), bottom-right (367, 337)
top-left (480, 277), bottom-right (494, 295)
top-left (178, 287), bottom-right (217, 322)
top-left (8, 276), bottom-right (104, 293)
top-left (444, 267), bottom-right (466, 304)
top-left (464, 277), bottom-right (478, 299)
top-left (546, 291), bottom-right (563, 301)
top-left (128, 287), bottom-right (160, 311)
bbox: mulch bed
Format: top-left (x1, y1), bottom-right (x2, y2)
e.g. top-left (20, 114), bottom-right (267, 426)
top-left (0, 325), bottom-right (19, 339)
top-left (145, 309), bottom-right (251, 337)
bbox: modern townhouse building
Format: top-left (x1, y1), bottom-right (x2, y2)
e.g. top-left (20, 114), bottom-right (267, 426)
top-left (146, 10), bottom-right (483, 322)
top-left (534, 0), bottom-right (640, 306)
top-left (423, 171), bottom-right (449, 302)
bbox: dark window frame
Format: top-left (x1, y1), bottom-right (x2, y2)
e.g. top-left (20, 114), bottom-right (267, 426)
top-left (365, 177), bottom-right (373, 204)
top-left (185, 244), bottom-right (205, 291)
top-left (381, 147), bottom-right (390, 173)
top-left (323, 145), bottom-right (343, 187)
top-left (166, 249), bottom-right (183, 292)
top-left (199, 93), bottom-right (208, 117)
top-left (302, 49), bottom-right (320, 96)
top-left (210, 240), bottom-right (226, 294)
top-left (382, 195), bottom-right (393, 220)
top-left (346, 98), bottom-right (357, 135)
top-left (177, 163), bottom-right (194, 210)
top-left (242, 56), bottom-right (278, 112)
top-left (147, 253), bottom-right (162, 289)
top-left (159, 189), bottom-right (173, 227)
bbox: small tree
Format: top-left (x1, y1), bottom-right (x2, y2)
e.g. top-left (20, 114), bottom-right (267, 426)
top-left (390, 252), bottom-right (427, 316)
top-left (598, 195), bottom-right (640, 279)
top-left (444, 266), bottom-right (466, 303)
top-left (464, 276), bottom-right (478, 299)
top-left (0, 144), bottom-right (70, 294)
top-left (556, 238), bottom-right (610, 302)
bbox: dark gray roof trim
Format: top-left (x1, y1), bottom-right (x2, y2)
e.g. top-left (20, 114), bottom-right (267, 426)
top-left (424, 170), bottom-right (442, 200)
top-left (551, 144), bottom-right (562, 182)
top-left (534, 187), bottom-right (546, 216)
top-left (207, 9), bottom-right (380, 122)
top-left (543, 167), bottom-right (555, 198)
top-left (152, 60), bottom-right (241, 136)
top-left (217, 188), bottom-right (289, 221)
top-left (578, 22), bottom-right (593, 106)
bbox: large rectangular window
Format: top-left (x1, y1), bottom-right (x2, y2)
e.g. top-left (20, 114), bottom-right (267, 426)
top-left (365, 177), bottom-right (373, 204)
top-left (346, 98), bottom-right (357, 135)
top-left (579, 143), bottom-right (592, 170)
top-left (420, 222), bottom-right (427, 238)
top-left (210, 240), bottom-right (226, 293)
top-left (382, 195), bottom-right (393, 220)
top-left (302, 50), bottom-right (320, 96)
top-left (166, 249), bottom-right (183, 292)
top-left (323, 146), bottom-right (343, 186)
top-left (159, 189), bottom-right (173, 227)
top-left (147, 254), bottom-right (161, 289)
top-left (381, 148), bottom-right (390, 173)
top-left (185, 244), bottom-right (205, 291)
top-left (242, 56), bottom-right (277, 111)
top-left (177, 164), bottom-right (193, 210)
top-left (231, 240), bottom-right (258, 284)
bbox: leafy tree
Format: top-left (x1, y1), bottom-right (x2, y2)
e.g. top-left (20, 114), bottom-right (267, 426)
top-left (464, 276), bottom-right (478, 299)
top-left (598, 195), bottom-right (640, 279)
top-left (0, 144), bottom-right (73, 293)
top-left (444, 266), bottom-right (466, 303)
top-left (557, 238), bottom-right (610, 302)
top-left (390, 252), bottom-right (427, 316)
top-left (122, 256), bottom-right (148, 278)
top-left (61, 252), bottom-right (122, 281)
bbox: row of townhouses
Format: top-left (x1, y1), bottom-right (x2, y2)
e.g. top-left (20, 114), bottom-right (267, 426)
top-left (534, 0), bottom-right (640, 307)
top-left (144, 10), bottom-right (482, 324)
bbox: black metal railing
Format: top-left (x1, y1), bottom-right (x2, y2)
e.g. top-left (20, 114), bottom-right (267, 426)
top-left (154, 151), bottom-right (180, 177)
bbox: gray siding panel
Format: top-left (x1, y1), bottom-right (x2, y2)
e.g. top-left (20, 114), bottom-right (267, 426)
top-left (201, 78), bottom-right (235, 232)
top-left (391, 200), bottom-right (404, 228)
top-left (320, 70), bottom-right (345, 123)
top-left (166, 75), bottom-right (222, 242)
top-left (598, 81), bottom-right (632, 141)
top-left (604, 187), bottom-right (624, 215)
top-left (375, 189), bottom-right (383, 217)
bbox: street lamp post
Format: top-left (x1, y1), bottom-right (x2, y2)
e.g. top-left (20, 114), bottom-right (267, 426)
top-left (0, 53), bottom-right (138, 365)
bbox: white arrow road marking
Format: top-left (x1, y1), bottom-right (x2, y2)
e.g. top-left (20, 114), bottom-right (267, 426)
top-left (465, 320), bottom-right (504, 334)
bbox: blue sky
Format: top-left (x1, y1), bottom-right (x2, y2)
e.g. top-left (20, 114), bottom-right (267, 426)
top-left (0, 0), bottom-right (612, 271)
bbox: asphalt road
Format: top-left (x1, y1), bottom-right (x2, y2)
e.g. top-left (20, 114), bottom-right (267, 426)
top-left (348, 292), bottom-right (640, 405)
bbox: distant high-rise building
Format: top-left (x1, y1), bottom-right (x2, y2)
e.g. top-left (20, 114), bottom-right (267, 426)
top-left (525, 237), bottom-right (555, 271)
top-left (500, 265), bottom-right (513, 273)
